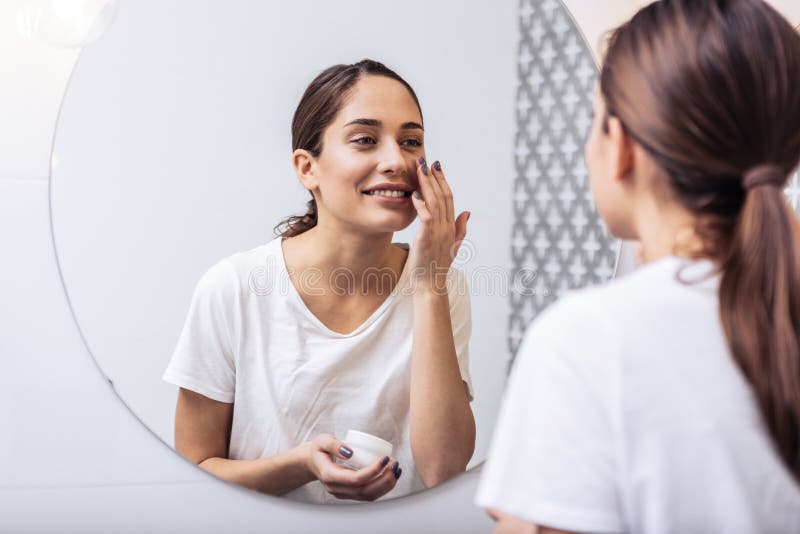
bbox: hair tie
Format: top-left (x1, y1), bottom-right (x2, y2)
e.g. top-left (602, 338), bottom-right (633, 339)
top-left (742, 164), bottom-right (785, 191)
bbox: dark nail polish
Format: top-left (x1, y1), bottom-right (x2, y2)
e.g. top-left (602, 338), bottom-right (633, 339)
top-left (391, 461), bottom-right (400, 476)
top-left (433, 160), bottom-right (442, 172)
top-left (418, 156), bottom-right (428, 175)
top-left (467, 211), bottom-right (471, 221)
top-left (413, 190), bottom-right (421, 199)
top-left (380, 456), bottom-right (390, 468)
top-left (339, 445), bottom-right (353, 458)
top-left (395, 467), bottom-right (402, 480)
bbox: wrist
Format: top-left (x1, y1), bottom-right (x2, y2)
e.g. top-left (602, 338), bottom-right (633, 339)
top-left (411, 279), bottom-right (450, 298)
top-left (292, 441), bottom-right (317, 482)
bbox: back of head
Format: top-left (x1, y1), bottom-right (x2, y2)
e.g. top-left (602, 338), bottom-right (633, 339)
top-left (600, 0), bottom-right (800, 482)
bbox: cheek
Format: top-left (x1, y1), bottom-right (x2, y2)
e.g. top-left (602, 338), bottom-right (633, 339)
top-left (320, 149), bottom-right (370, 191)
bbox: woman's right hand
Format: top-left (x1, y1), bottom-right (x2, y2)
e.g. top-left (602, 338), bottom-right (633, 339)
top-left (303, 434), bottom-right (402, 501)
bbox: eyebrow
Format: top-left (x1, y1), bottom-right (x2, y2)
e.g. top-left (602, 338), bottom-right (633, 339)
top-left (343, 118), bottom-right (424, 131)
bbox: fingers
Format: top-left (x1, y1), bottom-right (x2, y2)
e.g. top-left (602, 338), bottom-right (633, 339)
top-left (319, 454), bottom-right (391, 487)
top-left (455, 211), bottom-right (470, 246)
top-left (430, 160), bottom-right (454, 225)
top-left (355, 460), bottom-right (401, 501)
top-left (312, 449), bottom-right (366, 485)
top-left (323, 459), bottom-right (401, 502)
top-left (411, 188), bottom-right (433, 224)
top-left (314, 433), bottom-right (354, 462)
top-left (423, 159), bottom-right (446, 226)
top-left (416, 156), bottom-right (441, 225)
top-left (311, 434), bottom-right (404, 502)
top-left (342, 455), bottom-right (391, 485)
top-left (412, 156), bottom-right (470, 269)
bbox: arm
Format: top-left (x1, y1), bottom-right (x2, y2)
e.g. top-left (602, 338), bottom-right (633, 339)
top-left (174, 387), bottom-right (314, 495)
top-left (409, 287), bottom-right (476, 487)
top-left (407, 156), bottom-right (476, 487)
top-left (174, 388), bottom-right (400, 499)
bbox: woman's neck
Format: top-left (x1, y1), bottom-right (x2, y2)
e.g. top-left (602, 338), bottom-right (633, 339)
top-left (284, 225), bottom-right (403, 278)
top-left (633, 193), bottom-right (705, 264)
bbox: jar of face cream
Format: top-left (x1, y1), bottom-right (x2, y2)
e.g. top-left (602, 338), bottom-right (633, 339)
top-left (341, 430), bottom-right (393, 470)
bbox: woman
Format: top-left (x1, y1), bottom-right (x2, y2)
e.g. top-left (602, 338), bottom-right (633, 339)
top-left (477, 0), bottom-right (800, 532)
top-left (163, 59), bottom-right (475, 504)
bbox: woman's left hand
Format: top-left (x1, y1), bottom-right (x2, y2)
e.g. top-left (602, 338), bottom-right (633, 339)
top-left (408, 157), bottom-right (470, 293)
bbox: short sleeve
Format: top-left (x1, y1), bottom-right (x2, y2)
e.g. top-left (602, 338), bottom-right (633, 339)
top-left (162, 259), bottom-right (240, 403)
top-left (475, 293), bottom-right (624, 533)
top-left (447, 267), bottom-right (474, 402)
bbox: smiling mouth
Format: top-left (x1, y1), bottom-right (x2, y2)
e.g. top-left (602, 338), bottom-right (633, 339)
top-left (363, 190), bottom-right (412, 198)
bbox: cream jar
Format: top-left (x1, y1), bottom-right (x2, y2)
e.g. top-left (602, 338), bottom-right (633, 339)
top-left (341, 430), bottom-right (393, 470)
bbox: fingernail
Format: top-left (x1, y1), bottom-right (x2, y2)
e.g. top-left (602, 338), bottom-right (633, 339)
top-left (467, 211), bottom-right (471, 221)
top-left (380, 456), bottom-right (390, 468)
top-left (395, 467), bottom-right (402, 480)
top-left (391, 461), bottom-right (400, 476)
top-left (418, 156), bottom-right (428, 175)
top-left (413, 190), bottom-right (421, 199)
top-left (339, 445), bottom-right (353, 458)
top-left (433, 160), bottom-right (442, 172)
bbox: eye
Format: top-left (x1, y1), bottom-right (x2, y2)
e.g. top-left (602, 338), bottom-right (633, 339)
top-left (402, 139), bottom-right (423, 148)
top-left (353, 136), bottom-right (377, 145)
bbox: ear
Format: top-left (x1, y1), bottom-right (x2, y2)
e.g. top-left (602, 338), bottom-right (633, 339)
top-left (606, 116), bottom-right (635, 185)
top-left (292, 149), bottom-right (318, 192)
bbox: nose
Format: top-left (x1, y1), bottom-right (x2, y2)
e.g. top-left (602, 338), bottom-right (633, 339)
top-left (376, 139), bottom-right (408, 176)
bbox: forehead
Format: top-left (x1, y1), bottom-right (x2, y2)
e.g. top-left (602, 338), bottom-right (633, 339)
top-left (333, 75), bottom-right (422, 126)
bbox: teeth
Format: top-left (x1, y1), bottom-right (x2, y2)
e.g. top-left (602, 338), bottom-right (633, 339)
top-left (367, 189), bottom-right (406, 198)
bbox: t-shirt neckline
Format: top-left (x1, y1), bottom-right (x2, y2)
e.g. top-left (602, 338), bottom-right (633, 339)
top-left (643, 253), bottom-right (720, 290)
top-left (274, 236), bottom-right (411, 338)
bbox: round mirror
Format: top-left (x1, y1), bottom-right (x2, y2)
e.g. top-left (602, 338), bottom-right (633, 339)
top-left (50, 0), bottom-right (619, 504)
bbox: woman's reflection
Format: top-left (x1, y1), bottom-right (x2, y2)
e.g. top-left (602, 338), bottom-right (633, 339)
top-left (162, 59), bottom-right (475, 504)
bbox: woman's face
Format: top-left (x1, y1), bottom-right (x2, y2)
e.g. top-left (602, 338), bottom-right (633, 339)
top-left (308, 75), bottom-right (424, 235)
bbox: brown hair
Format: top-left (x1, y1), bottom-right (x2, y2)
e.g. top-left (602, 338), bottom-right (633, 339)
top-left (274, 59), bottom-right (423, 238)
top-left (600, 0), bottom-right (800, 481)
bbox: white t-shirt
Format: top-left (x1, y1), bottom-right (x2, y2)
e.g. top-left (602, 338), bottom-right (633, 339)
top-left (476, 255), bottom-right (800, 533)
top-left (163, 236), bottom-right (473, 504)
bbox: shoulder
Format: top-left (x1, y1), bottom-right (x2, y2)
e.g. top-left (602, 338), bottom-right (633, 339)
top-left (515, 278), bottom-right (627, 382)
top-left (522, 289), bottom-right (614, 352)
top-left (196, 238), bottom-right (280, 302)
top-left (553, 255), bottom-right (706, 314)
top-left (518, 257), bottom-right (715, 371)
top-left (192, 257), bottom-right (240, 307)
top-left (224, 238), bottom-right (280, 275)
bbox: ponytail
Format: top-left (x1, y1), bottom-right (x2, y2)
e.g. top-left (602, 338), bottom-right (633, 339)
top-left (599, 0), bottom-right (800, 482)
top-left (718, 165), bottom-right (800, 480)
top-left (273, 194), bottom-right (318, 238)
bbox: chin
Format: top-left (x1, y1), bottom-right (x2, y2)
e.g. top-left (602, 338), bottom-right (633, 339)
top-left (367, 214), bottom-right (415, 234)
